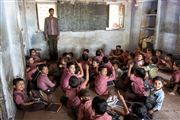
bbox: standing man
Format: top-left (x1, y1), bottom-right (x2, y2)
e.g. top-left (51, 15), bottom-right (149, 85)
top-left (44, 8), bottom-right (59, 61)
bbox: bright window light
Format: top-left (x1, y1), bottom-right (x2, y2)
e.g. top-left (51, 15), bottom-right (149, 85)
top-left (107, 3), bottom-right (125, 30)
top-left (36, 3), bottom-right (57, 31)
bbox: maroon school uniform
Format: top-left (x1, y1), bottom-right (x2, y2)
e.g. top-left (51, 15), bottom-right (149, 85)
top-left (95, 69), bottom-right (115, 95)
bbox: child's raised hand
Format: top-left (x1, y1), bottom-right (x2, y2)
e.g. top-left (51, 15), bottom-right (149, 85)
top-left (129, 63), bottom-right (134, 68)
top-left (117, 90), bottom-right (124, 101)
top-left (76, 61), bottom-right (82, 67)
top-left (85, 64), bottom-right (89, 70)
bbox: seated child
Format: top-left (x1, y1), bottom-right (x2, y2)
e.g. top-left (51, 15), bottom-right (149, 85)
top-left (65, 65), bottom-right (89, 119)
top-left (60, 61), bottom-right (84, 92)
top-left (94, 49), bottom-right (104, 63)
top-left (131, 103), bottom-right (151, 120)
top-left (143, 56), bottom-right (158, 80)
top-left (26, 57), bottom-right (45, 81)
top-left (95, 65), bottom-right (116, 95)
top-left (158, 54), bottom-right (173, 72)
top-left (13, 78), bottom-right (46, 111)
top-left (128, 64), bottom-right (146, 97)
top-left (30, 48), bottom-right (41, 62)
top-left (92, 96), bottom-right (112, 120)
top-left (78, 89), bottom-right (94, 120)
top-left (90, 58), bottom-right (100, 80)
top-left (112, 60), bottom-right (123, 81)
top-left (102, 56), bottom-right (113, 75)
top-left (155, 49), bottom-right (163, 65)
top-left (37, 64), bottom-right (55, 94)
top-left (145, 76), bottom-right (165, 115)
top-left (53, 56), bottom-right (69, 87)
top-left (109, 45), bottom-right (123, 61)
top-left (168, 60), bottom-right (180, 95)
top-left (89, 58), bottom-right (100, 88)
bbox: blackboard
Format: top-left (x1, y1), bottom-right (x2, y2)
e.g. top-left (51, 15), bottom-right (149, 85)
top-left (57, 1), bottom-right (108, 31)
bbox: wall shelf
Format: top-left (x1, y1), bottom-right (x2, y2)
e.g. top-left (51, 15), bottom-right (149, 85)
top-left (138, 0), bottom-right (158, 49)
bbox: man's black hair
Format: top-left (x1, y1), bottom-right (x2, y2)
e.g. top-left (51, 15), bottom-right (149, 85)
top-left (49, 8), bottom-right (54, 12)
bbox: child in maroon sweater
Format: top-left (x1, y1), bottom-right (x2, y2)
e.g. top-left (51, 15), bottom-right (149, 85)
top-left (13, 78), bottom-right (46, 111)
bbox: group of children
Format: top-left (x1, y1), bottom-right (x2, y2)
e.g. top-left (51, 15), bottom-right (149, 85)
top-left (12, 46), bottom-right (180, 120)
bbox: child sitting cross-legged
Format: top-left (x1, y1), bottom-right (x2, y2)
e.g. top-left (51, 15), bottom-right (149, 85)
top-left (13, 78), bottom-right (47, 112)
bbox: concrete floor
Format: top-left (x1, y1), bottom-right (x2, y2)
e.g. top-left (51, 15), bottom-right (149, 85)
top-left (15, 87), bottom-right (180, 120)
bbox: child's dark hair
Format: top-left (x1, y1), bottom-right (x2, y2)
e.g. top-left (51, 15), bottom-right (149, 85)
top-left (83, 49), bottom-right (89, 53)
top-left (29, 48), bottom-right (36, 55)
top-left (153, 76), bottom-right (164, 83)
top-left (38, 64), bottom-right (47, 71)
top-left (69, 76), bottom-right (80, 88)
top-left (68, 52), bottom-right (74, 58)
top-left (103, 56), bottom-right (109, 63)
top-left (156, 49), bottom-right (162, 54)
top-left (135, 68), bottom-right (146, 79)
top-left (131, 103), bottom-right (148, 119)
top-left (67, 61), bottom-right (75, 69)
top-left (129, 52), bottom-right (135, 59)
top-left (116, 45), bottom-right (121, 49)
top-left (98, 65), bottom-right (107, 72)
top-left (166, 54), bottom-right (173, 60)
top-left (13, 77), bottom-right (24, 86)
top-left (92, 96), bottom-right (107, 115)
top-left (151, 56), bottom-right (158, 64)
top-left (174, 60), bottom-right (180, 68)
top-left (62, 52), bottom-right (67, 57)
top-left (96, 49), bottom-right (101, 56)
top-left (82, 53), bottom-right (89, 61)
top-left (49, 8), bottom-right (54, 12)
top-left (78, 89), bottom-right (90, 98)
top-left (112, 60), bottom-right (120, 67)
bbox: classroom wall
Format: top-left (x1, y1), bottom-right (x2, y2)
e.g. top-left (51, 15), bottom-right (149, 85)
top-left (130, 0), bottom-right (180, 55)
top-left (157, 0), bottom-right (180, 54)
top-left (0, 0), bottom-right (26, 119)
top-left (25, 0), bottom-right (133, 58)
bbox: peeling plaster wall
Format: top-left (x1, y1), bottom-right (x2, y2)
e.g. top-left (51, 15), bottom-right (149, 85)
top-left (157, 0), bottom-right (180, 54)
top-left (0, 0), bottom-right (26, 119)
top-left (26, 0), bottom-right (133, 58)
top-left (130, 0), bottom-right (180, 55)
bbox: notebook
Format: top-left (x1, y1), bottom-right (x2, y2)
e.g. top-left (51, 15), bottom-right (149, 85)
top-left (106, 95), bottom-right (123, 108)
